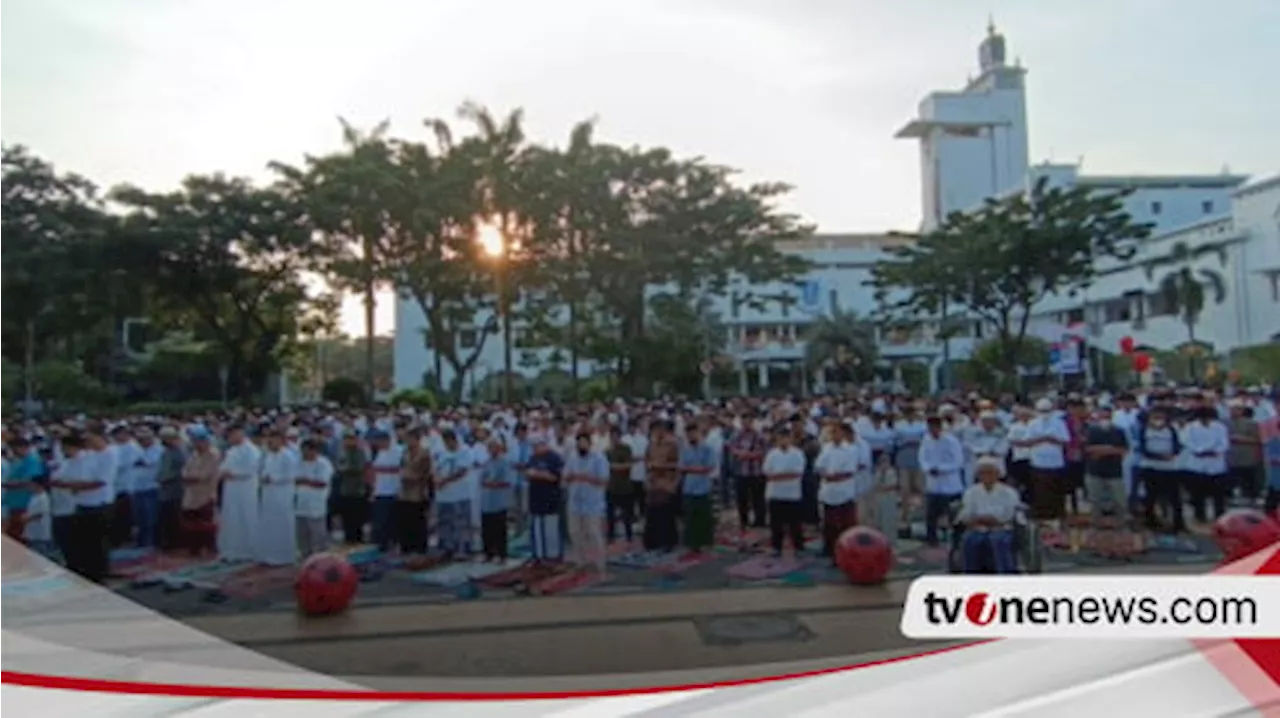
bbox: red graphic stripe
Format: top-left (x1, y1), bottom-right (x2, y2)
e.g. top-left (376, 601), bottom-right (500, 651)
top-left (1195, 542), bottom-right (1280, 713)
top-left (1, 640), bottom-right (990, 701)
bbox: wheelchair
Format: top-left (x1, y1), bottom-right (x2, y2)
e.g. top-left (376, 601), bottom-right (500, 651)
top-left (946, 499), bottom-right (1043, 574)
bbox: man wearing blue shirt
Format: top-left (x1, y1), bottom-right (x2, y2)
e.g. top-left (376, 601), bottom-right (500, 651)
top-left (679, 425), bottom-right (717, 552)
top-left (3, 438), bottom-right (45, 539)
top-left (525, 437), bottom-right (566, 563)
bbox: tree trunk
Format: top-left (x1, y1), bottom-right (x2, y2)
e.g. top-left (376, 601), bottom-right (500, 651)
top-left (569, 300), bottom-right (579, 401)
top-left (1186, 320), bottom-right (1198, 382)
top-left (364, 280), bottom-right (376, 403)
top-left (23, 319), bottom-right (36, 407)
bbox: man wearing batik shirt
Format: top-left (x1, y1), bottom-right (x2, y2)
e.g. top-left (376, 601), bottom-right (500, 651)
top-left (1062, 399), bottom-right (1089, 517)
top-left (727, 419), bottom-right (768, 530)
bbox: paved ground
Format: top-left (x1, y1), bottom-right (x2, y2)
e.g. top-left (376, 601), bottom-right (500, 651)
top-left (168, 561), bottom-right (1211, 691)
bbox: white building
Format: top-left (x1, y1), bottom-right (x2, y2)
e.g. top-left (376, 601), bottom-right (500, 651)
top-left (394, 24), bottom-right (1279, 398)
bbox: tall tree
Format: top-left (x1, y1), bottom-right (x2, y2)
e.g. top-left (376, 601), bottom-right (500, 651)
top-left (802, 310), bottom-right (879, 387)
top-left (111, 175), bottom-right (336, 401)
top-left (1, 145), bottom-right (136, 400)
top-left (870, 178), bottom-right (1154, 375)
top-left (1148, 242), bottom-right (1229, 378)
top-left (547, 144), bottom-right (812, 393)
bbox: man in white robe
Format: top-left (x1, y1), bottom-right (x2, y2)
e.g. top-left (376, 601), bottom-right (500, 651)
top-left (217, 426), bottom-right (261, 563)
top-left (256, 429), bottom-right (299, 566)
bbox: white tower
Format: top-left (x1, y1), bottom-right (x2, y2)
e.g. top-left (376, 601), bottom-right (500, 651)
top-left (895, 21), bottom-right (1030, 230)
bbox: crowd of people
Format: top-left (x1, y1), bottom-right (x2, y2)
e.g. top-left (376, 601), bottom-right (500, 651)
top-left (2, 384), bottom-right (1278, 584)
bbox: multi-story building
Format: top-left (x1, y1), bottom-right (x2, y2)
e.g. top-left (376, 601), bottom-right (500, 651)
top-left (393, 24), bottom-right (1278, 398)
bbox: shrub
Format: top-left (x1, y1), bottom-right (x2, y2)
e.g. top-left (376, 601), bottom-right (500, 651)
top-left (322, 376), bottom-right (367, 407)
top-left (387, 387), bottom-right (438, 410)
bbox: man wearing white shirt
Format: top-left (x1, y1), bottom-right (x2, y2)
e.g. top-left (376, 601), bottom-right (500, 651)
top-left (109, 426), bottom-right (140, 547)
top-left (368, 429), bottom-right (404, 553)
top-left (434, 430), bottom-right (474, 559)
top-left (256, 430), bottom-right (299, 566)
top-left (956, 456), bottom-right (1021, 574)
top-left (763, 429), bottom-right (806, 556)
top-left (64, 430), bottom-right (116, 583)
top-left (217, 426), bottom-right (261, 563)
top-left (1182, 406), bottom-right (1231, 524)
top-left (816, 423), bottom-right (865, 562)
top-left (918, 416), bottom-right (966, 546)
top-left (48, 434), bottom-right (84, 563)
top-left (295, 439), bottom-right (334, 559)
top-left (1025, 398), bottom-right (1071, 525)
top-left (623, 422), bottom-right (649, 518)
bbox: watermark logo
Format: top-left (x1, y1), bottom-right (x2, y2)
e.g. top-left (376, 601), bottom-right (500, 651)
top-left (901, 576), bottom-right (1280, 639)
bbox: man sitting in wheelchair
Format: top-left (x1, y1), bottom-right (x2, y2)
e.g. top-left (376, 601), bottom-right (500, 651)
top-left (955, 456), bottom-right (1022, 574)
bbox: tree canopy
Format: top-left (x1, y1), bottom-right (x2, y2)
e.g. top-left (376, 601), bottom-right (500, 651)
top-left (869, 178), bottom-right (1154, 374)
top-left (2, 103), bottom-right (812, 407)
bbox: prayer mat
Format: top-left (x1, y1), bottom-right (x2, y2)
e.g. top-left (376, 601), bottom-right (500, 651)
top-left (109, 546), bottom-right (154, 564)
top-left (478, 561), bottom-right (544, 588)
top-left (726, 555), bottom-right (808, 580)
top-left (526, 566), bottom-right (605, 596)
top-left (714, 527), bottom-right (771, 553)
top-left (154, 560), bottom-right (249, 591)
top-left (410, 559), bottom-right (525, 588)
top-left (118, 553), bottom-right (207, 583)
top-left (333, 544), bottom-right (382, 566)
top-left (654, 551), bottom-right (716, 574)
top-left (609, 550), bottom-right (676, 570)
top-left (218, 565), bottom-right (297, 599)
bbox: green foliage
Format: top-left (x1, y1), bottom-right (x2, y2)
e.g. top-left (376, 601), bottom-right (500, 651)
top-left (322, 376), bottom-right (367, 407)
top-left (120, 401), bottom-right (229, 417)
top-left (387, 387), bottom-right (438, 410)
top-left (580, 376), bottom-right (615, 402)
top-left (2, 358), bottom-right (22, 407)
top-left (8, 102), bottom-right (814, 406)
top-left (870, 178), bottom-right (1153, 375)
top-left (897, 360), bottom-right (930, 395)
top-left (803, 310), bottom-right (878, 385)
top-left (30, 360), bottom-right (121, 407)
top-left (1228, 344), bottom-right (1280, 384)
top-left (958, 336), bottom-right (1051, 393)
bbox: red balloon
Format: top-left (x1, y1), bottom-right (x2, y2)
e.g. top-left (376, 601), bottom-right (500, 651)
top-left (295, 552), bottom-right (359, 616)
top-left (1119, 336), bottom-right (1135, 355)
top-left (1212, 510), bottom-right (1280, 564)
top-left (835, 526), bottom-right (894, 585)
top-left (1132, 353), bottom-right (1151, 372)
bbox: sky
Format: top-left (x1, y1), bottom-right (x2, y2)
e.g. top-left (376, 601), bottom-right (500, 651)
top-left (4, 0), bottom-right (1278, 337)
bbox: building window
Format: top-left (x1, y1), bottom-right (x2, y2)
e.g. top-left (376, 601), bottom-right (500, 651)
top-left (1103, 297), bottom-right (1133, 324)
top-left (828, 289), bottom-right (839, 315)
top-left (459, 329), bottom-right (477, 349)
top-left (1271, 272), bottom-right (1280, 303)
top-left (1202, 200), bottom-right (1215, 214)
top-left (1150, 201), bottom-right (1163, 215)
top-left (1148, 292), bottom-right (1177, 317)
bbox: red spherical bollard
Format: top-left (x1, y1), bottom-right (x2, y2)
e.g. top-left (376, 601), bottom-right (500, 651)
top-left (1212, 509), bottom-right (1280, 565)
top-left (835, 526), bottom-right (894, 585)
top-left (295, 552), bottom-right (359, 617)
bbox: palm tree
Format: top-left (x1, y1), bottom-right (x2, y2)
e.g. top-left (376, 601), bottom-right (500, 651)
top-left (458, 103), bottom-right (527, 404)
top-left (1151, 241), bottom-right (1228, 379)
top-left (802, 310), bottom-right (878, 388)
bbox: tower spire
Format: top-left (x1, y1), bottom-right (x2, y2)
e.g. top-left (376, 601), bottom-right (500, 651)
top-left (988, 14), bottom-right (996, 36)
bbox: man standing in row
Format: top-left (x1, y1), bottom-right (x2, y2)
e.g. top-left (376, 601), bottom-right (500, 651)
top-left (217, 426), bottom-right (260, 563)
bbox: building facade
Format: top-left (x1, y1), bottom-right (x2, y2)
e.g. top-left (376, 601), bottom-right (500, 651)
top-left (393, 24), bottom-right (1279, 397)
